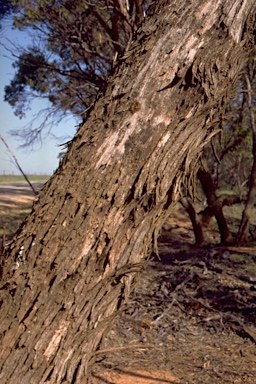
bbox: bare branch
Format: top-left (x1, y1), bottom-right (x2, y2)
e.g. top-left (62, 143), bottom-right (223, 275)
top-left (0, 134), bottom-right (37, 194)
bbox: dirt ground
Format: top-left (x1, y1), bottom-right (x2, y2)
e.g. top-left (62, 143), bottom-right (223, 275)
top-left (92, 239), bottom-right (256, 383)
top-left (0, 182), bottom-right (256, 383)
top-left (91, 211), bottom-right (256, 384)
top-left (0, 181), bottom-right (46, 243)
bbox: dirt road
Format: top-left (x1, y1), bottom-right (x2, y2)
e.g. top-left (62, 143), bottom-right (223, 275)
top-left (0, 180), bottom-right (46, 241)
top-left (0, 181), bottom-right (45, 211)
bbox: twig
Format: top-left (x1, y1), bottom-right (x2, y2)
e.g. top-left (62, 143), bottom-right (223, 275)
top-left (0, 134), bottom-right (37, 195)
top-left (225, 313), bottom-right (256, 344)
top-left (93, 343), bottom-right (159, 356)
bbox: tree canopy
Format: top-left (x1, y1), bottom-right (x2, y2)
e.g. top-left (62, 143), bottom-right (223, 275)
top-left (4, 0), bottom-right (150, 142)
top-left (0, 0), bottom-right (15, 28)
top-left (0, 0), bottom-right (13, 19)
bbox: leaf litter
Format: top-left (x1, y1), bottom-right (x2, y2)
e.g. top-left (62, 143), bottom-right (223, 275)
top-left (92, 208), bottom-right (256, 383)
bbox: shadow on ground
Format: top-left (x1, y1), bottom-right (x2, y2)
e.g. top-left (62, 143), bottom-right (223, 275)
top-left (93, 233), bottom-right (256, 383)
top-left (0, 181), bottom-right (46, 242)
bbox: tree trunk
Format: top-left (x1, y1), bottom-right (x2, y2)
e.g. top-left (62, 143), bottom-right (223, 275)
top-left (238, 70), bottom-right (256, 243)
top-left (0, 1), bottom-right (255, 383)
top-left (181, 193), bottom-right (241, 245)
top-left (197, 168), bottom-right (234, 244)
top-left (180, 197), bottom-right (205, 245)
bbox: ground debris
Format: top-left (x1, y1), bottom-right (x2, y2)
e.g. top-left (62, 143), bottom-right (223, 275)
top-left (93, 235), bottom-right (256, 383)
top-left (1, 181), bottom-right (256, 383)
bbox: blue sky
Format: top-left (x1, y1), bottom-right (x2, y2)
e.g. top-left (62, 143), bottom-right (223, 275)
top-left (0, 19), bottom-right (77, 176)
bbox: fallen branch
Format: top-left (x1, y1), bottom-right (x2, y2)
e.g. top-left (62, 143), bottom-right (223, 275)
top-left (93, 343), bottom-right (160, 356)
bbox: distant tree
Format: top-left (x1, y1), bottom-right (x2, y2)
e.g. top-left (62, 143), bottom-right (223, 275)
top-left (182, 58), bottom-right (256, 246)
top-left (210, 84), bottom-right (252, 194)
top-left (238, 55), bottom-right (256, 243)
top-left (4, 0), bottom-right (149, 143)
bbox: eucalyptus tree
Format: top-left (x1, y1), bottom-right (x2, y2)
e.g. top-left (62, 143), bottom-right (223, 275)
top-left (0, 1), bottom-right (255, 383)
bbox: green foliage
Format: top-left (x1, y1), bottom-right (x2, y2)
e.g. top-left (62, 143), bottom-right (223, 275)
top-left (5, 49), bottom-right (48, 117)
top-left (4, 0), bottom-right (150, 142)
top-left (0, 0), bottom-right (16, 29)
top-left (0, 0), bottom-right (14, 19)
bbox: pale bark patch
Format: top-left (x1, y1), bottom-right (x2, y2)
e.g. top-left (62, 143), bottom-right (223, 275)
top-left (43, 320), bottom-right (70, 360)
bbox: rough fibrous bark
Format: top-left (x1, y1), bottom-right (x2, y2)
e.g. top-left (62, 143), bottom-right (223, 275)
top-left (0, 1), bottom-right (255, 383)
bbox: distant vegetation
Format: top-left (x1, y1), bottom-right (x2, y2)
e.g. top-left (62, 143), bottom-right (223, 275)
top-left (0, 175), bottom-right (50, 183)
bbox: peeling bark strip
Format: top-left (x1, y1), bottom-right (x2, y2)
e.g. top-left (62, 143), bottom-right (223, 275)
top-left (0, 1), bottom-right (255, 383)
